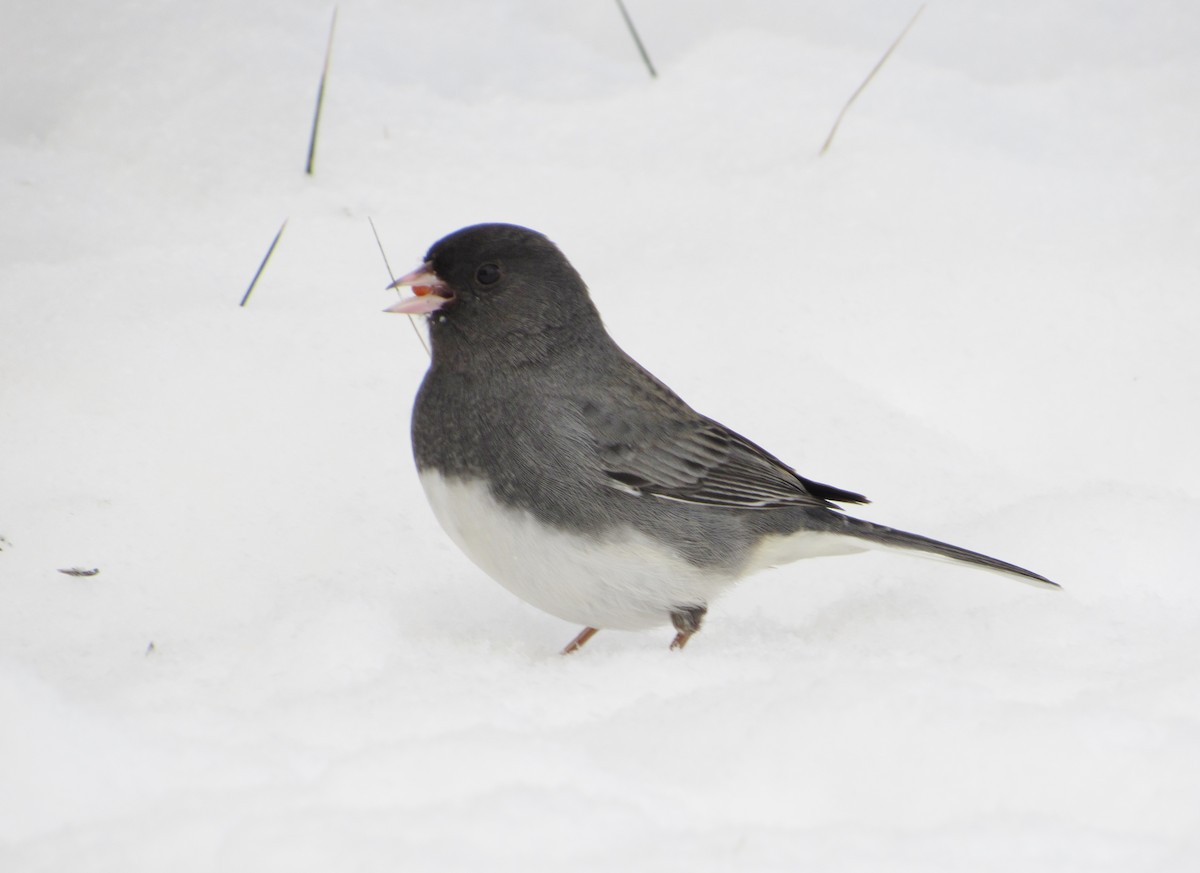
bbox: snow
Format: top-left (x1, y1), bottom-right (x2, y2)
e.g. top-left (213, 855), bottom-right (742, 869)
top-left (2, 0), bottom-right (1198, 869)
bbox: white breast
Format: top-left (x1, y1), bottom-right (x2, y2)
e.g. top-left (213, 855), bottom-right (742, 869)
top-left (419, 471), bottom-right (734, 630)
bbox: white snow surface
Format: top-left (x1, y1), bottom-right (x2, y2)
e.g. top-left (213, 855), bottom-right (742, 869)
top-left (2, 1), bottom-right (1198, 870)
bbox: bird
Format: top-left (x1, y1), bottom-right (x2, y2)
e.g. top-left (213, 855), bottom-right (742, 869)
top-left (386, 223), bottom-right (1057, 654)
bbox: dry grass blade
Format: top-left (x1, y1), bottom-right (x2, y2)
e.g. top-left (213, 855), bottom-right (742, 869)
top-left (369, 217), bottom-right (431, 357)
top-left (240, 219), bottom-right (288, 307)
top-left (306, 7), bottom-right (339, 175)
top-left (615, 0), bottom-right (657, 79)
top-left (820, 3), bottom-right (926, 156)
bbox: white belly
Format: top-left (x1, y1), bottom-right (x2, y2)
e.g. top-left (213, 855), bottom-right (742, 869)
top-left (419, 472), bottom-right (733, 630)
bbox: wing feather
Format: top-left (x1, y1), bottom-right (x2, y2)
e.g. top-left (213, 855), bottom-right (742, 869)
top-left (580, 379), bottom-right (867, 510)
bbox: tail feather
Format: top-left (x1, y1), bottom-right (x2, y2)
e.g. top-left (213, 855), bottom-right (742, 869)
top-left (835, 515), bottom-right (1059, 589)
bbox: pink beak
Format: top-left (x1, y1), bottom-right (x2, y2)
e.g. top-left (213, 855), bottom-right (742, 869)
top-left (385, 264), bottom-right (453, 314)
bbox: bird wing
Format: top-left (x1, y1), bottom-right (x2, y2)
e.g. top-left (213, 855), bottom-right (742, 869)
top-left (578, 371), bottom-right (868, 511)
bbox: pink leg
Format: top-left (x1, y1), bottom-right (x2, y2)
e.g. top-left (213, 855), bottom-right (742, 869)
top-left (561, 626), bottom-right (599, 655)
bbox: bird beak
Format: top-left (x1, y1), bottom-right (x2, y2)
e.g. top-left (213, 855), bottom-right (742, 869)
top-left (384, 263), bottom-right (454, 314)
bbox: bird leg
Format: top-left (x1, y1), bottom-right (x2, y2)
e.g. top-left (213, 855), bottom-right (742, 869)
top-left (561, 626), bottom-right (599, 655)
top-left (669, 605), bottom-right (707, 651)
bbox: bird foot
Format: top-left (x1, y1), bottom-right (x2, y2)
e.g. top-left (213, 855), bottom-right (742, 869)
top-left (668, 604), bottom-right (706, 651)
top-left (669, 631), bottom-right (692, 650)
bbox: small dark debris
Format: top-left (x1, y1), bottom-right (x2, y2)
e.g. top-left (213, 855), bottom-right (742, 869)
top-left (58, 567), bottom-right (100, 577)
top-left (145, 641), bottom-right (157, 656)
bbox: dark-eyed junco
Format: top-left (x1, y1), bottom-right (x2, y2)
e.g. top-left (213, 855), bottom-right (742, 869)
top-left (387, 223), bottom-right (1057, 653)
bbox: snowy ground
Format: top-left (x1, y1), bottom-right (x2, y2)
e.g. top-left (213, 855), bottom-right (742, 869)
top-left (2, 1), bottom-right (1198, 870)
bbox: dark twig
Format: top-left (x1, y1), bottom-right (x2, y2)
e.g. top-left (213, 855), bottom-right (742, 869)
top-left (615, 0), bottom-right (657, 79)
top-left (306, 7), bottom-right (339, 175)
top-left (369, 217), bottom-right (431, 357)
top-left (820, 3), bottom-right (925, 156)
top-left (58, 567), bottom-right (99, 577)
top-left (240, 219), bottom-right (288, 307)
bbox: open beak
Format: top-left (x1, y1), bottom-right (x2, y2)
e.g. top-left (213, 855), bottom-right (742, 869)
top-left (384, 263), bottom-right (454, 314)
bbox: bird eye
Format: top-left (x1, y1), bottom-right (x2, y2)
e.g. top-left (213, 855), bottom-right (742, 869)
top-left (475, 263), bottom-right (501, 286)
